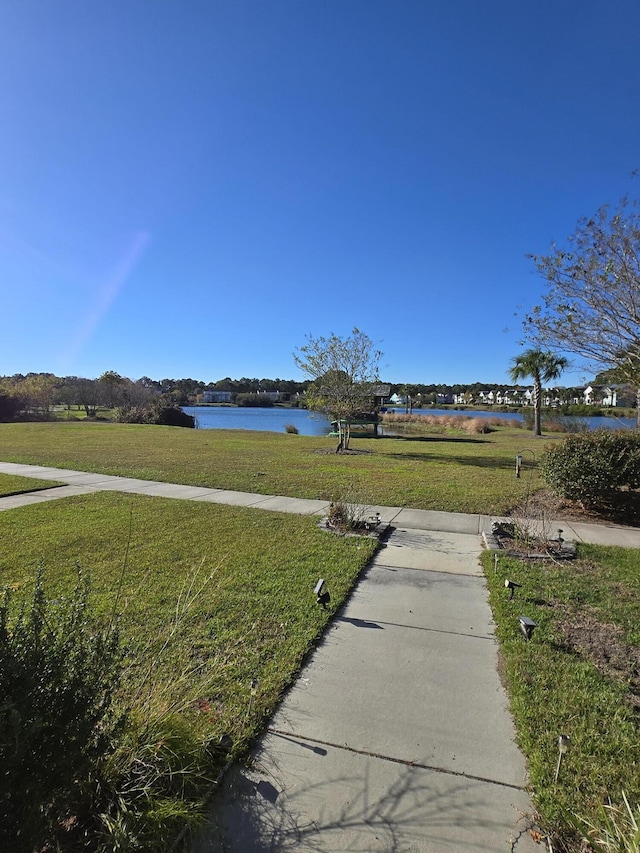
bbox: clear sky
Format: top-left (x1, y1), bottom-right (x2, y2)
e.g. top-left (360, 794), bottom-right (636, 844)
top-left (1, 1), bottom-right (639, 386)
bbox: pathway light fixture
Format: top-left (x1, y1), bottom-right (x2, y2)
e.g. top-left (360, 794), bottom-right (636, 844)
top-left (518, 615), bottom-right (537, 640)
top-left (504, 578), bottom-right (522, 600)
top-left (314, 579), bottom-right (330, 608)
top-left (555, 734), bottom-right (570, 783)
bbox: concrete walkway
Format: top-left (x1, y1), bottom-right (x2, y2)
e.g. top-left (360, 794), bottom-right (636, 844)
top-left (1, 461), bottom-right (640, 546)
top-left (196, 526), bottom-right (540, 852)
top-left (2, 461), bottom-right (640, 851)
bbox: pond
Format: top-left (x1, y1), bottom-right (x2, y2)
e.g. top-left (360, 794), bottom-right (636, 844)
top-left (183, 405), bottom-right (637, 434)
top-left (183, 406), bottom-right (332, 436)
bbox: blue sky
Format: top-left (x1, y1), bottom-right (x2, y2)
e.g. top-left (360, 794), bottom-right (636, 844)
top-left (1, 1), bottom-right (639, 386)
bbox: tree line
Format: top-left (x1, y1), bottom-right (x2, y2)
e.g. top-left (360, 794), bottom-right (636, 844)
top-left (1, 371), bottom-right (566, 422)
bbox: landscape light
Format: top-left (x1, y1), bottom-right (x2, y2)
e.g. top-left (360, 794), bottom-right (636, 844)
top-left (557, 528), bottom-right (564, 549)
top-left (365, 512), bottom-right (382, 531)
top-left (518, 615), bottom-right (537, 640)
top-left (504, 578), bottom-right (522, 600)
top-left (555, 734), bottom-right (571, 783)
top-left (314, 579), bottom-right (330, 608)
top-left (248, 678), bottom-right (259, 716)
top-left (218, 733), bottom-right (233, 752)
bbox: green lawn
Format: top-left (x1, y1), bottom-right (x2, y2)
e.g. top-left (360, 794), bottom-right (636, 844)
top-left (0, 472), bottom-right (62, 497)
top-left (0, 421), bottom-right (556, 514)
top-left (0, 491), bottom-right (376, 746)
top-left (484, 545), bottom-right (640, 850)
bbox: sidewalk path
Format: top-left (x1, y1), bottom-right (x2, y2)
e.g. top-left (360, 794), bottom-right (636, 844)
top-left (1, 461), bottom-right (640, 546)
top-left (2, 461), bottom-right (639, 850)
top-left (196, 526), bottom-right (540, 852)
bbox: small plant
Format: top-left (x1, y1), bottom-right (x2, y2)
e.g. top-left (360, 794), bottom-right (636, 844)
top-left (284, 423), bottom-right (299, 434)
top-left (326, 484), bottom-right (372, 532)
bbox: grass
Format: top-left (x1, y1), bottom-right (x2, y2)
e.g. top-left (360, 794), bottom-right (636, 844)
top-left (0, 421), bottom-right (558, 514)
top-left (0, 472), bottom-right (62, 497)
top-left (483, 545), bottom-right (640, 851)
top-left (0, 492), bottom-right (377, 752)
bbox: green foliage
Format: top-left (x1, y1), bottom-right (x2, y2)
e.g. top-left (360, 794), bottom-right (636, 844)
top-left (235, 392), bottom-right (274, 407)
top-left (114, 396), bottom-right (195, 427)
top-left (509, 349), bottom-right (568, 435)
top-left (293, 327), bottom-right (382, 449)
top-left (0, 568), bottom-right (123, 852)
top-left (541, 429), bottom-right (640, 506)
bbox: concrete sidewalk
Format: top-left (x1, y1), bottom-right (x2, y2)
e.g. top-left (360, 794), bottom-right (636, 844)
top-left (195, 527), bottom-right (540, 852)
top-left (2, 461), bottom-right (640, 547)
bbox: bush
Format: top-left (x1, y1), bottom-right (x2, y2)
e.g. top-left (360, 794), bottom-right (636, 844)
top-left (114, 399), bottom-right (195, 428)
top-left (0, 565), bottom-right (222, 852)
top-left (0, 569), bottom-right (123, 852)
top-left (541, 429), bottom-right (640, 506)
top-left (284, 423), bottom-right (299, 434)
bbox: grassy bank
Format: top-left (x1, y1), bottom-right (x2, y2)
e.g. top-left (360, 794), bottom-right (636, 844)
top-left (484, 546), bottom-right (640, 851)
top-left (0, 421), bottom-right (556, 515)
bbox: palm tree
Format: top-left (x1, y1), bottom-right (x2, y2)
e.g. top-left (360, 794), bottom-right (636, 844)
top-left (509, 349), bottom-right (568, 435)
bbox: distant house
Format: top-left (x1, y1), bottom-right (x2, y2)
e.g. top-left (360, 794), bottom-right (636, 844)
top-left (582, 385), bottom-right (632, 407)
top-left (201, 390), bottom-right (234, 403)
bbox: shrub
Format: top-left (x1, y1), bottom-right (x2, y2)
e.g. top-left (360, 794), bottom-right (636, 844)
top-left (284, 423), bottom-right (299, 434)
top-left (0, 564), bottom-right (222, 852)
top-left (0, 568), bottom-right (123, 852)
top-left (114, 400), bottom-right (195, 428)
top-left (541, 429), bottom-right (640, 506)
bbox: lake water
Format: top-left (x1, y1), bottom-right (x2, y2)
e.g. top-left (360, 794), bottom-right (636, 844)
top-left (183, 405), bottom-right (637, 434)
top-left (183, 406), bottom-right (332, 436)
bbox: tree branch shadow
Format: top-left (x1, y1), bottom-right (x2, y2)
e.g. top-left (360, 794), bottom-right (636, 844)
top-left (194, 737), bottom-right (536, 852)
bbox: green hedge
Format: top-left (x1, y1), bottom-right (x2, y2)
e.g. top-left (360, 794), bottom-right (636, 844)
top-left (541, 429), bottom-right (640, 506)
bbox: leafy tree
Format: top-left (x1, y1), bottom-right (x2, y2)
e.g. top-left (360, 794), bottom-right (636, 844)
top-left (293, 328), bottom-right (382, 450)
top-left (509, 349), bottom-right (568, 435)
top-left (524, 195), bottom-right (640, 425)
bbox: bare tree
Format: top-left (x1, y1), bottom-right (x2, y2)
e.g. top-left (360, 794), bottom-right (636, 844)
top-left (293, 328), bottom-right (382, 450)
top-left (524, 195), bottom-right (640, 425)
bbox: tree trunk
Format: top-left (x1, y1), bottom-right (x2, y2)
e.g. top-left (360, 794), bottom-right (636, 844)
top-left (344, 421), bottom-right (351, 450)
top-left (533, 378), bottom-right (542, 436)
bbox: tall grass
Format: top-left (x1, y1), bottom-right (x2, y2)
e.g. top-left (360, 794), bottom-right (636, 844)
top-left (381, 411), bottom-right (520, 433)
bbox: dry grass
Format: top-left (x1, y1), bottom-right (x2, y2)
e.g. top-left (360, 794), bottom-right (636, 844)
top-left (381, 411), bottom-right (520, 434)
